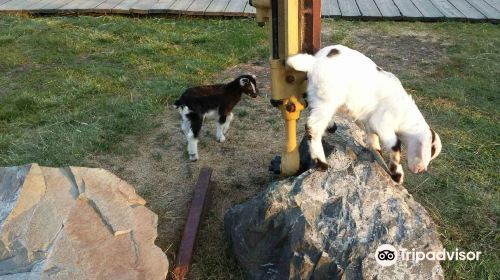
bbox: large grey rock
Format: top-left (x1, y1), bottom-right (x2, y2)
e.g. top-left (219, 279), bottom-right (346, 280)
top-left (224, 117), bottom-right (444, 280)
top-left (0, 164), bottom-right (168, 280)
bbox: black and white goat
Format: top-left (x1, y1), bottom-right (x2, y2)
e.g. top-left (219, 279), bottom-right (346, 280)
top-left (174, 75), bottom-right (258, 161)
top-left (287, 45), bottom-right (442, 183)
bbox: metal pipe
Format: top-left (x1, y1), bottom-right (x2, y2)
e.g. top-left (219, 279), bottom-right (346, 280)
top-left (271, 0), bottom-right (279, 59)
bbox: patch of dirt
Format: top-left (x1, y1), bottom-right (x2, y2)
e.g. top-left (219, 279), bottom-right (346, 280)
top-left (323, 26), bottom-right (449, 78)
top-left (89, 60), bottom-right (297, 278)
top-left (90, 28), bottom-right (449, 279)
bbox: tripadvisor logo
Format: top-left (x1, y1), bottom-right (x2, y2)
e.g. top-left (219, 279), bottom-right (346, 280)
top-left (375, 244), bottom-right (398, 266)
top-left (375, 244), bottom-right (482, 266)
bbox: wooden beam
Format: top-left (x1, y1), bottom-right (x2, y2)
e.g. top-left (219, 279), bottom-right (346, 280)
top-left (173, 167), bottom-right (213, 280)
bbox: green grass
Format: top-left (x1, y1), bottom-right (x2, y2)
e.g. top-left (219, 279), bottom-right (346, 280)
top-left (0, 15), bottom-right (498, 279)
top-left (405, 25), bottom-right (499, 280)
top-left (0, 15), bottom-right (267, 166)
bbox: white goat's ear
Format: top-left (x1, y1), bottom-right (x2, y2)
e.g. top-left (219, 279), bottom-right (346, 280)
top-left (252, 74), bottom-right (256, 79)
top-left (240, 77), bottom-right (250, 87)
top-left (430, 128), bottom-right (442, 160)
top-left (287, 53), bottom-right (315, 72)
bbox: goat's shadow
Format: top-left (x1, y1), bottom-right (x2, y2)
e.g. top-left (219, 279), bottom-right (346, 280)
top-left (298, 132), bottom-right (336, 175)
top-left (297, 122), bottom-right (376, 175)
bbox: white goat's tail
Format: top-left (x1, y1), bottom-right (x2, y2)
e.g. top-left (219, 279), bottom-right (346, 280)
top-left (287, 53), bottom-right (316, 73)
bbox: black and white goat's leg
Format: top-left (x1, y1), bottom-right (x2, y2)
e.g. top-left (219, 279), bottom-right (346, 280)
top-left (305, 104), bottom-right (337, 171)
top-left (184, 112), bottom-right (202, 161)
top-left (216, 112), bottom-right (233, 142)
top-left (379, 133), bottom-right (404, 184)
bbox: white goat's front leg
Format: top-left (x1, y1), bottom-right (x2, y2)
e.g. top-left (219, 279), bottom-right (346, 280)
top-left (216, 113), bottom-right (233, 142)
top-left (306, 105), bottom-right (337, 171)
top-left (367, 132), bottom-right (382, 155)
top-left (379, 132), bottom-right (404, 184)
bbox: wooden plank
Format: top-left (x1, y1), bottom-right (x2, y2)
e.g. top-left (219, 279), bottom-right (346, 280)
top-left (374, 0), bottom-right (401, 17)
top-left (111, 0), bottom-right (137, 13)
top-left (468, 0), bottom-right (500, 18)
top-left (224, 0), bottom-right (245, 15)
top-left (173, 167), bottom-right (212, 280)
top-left (185, 0), bottom-right (212, 14)
top-left (452, 0), bottom-right (485, 19)
top-left (169, 0), bottom-right (194, 12)
top-left (410, 0), bottom-right (443, 17)
top-left (93, 0), bottom-right (124, 12)
top-left (60, 0), bottom-right (108, 12)
top-left (356, 0), bottom-right (382, 17)
top-left (149, 0), bottom-right (175, 13)
top-left (33, 0), bottom-right (76, 12)
top-left (243, 1), bottom-right (255, 14)
top-left (429, 0), bottom-right (465, 18)
top-left (338, 0), bottom-right (361, 17)
top-left (0, 0), bottom-right (38, 10)
top-left (393, 0), bottom-right (423, 18)
top-left (23, 0), bottom-right (56, 10)
top-left (0, 0), bottom-right (13, 6)
top-left (204, 0), bottom-right (229, 15)
top-left (129, 0), bottom-right (158, 14)
top-left (483, 0), bottom-right (500, 11)
top-left (0, 0), bottom-right (18, 10)
top-left (322, 0), bottom-right (341, 16)
top-left (331, 0), bottom-right (342, 16)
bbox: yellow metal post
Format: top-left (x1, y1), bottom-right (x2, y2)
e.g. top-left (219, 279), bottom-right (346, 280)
top-left (251, 0), bottom-right (319, 175)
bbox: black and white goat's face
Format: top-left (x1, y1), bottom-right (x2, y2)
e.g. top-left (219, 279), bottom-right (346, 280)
top-left (238, 75), bottom-right (258, 98)
top-left (407, 128), bottom-right (442, 173)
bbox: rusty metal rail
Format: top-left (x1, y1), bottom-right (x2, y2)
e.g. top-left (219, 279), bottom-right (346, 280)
top-left (173, 167), bottom-right (213, 280)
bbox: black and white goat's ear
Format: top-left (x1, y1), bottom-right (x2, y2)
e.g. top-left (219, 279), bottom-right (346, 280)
top-left (251, 74), bottom-right (256, 79)
top-left (430, 128), bottom-right (442, 160)
top-left (239, 77), bottom-right (250, 87)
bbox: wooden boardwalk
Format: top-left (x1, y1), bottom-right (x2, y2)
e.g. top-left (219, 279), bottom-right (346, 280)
top-left (0, 0), bottom-right (499, 21)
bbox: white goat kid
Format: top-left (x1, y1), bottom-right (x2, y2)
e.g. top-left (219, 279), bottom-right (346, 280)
top-left (287, 45), bottom-right (442, 183)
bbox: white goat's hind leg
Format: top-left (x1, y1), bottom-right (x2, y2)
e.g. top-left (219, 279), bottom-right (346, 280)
top-left (186, 129), bottom-right (199, 161)
top-left (379, 133), bottom-right (404, 184)
top-left (306, 105), bottom-right (336, 171)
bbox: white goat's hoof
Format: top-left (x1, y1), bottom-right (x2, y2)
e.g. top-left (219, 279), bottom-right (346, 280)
top-left (217, 135), bottom-right (226, 143)
top-left (189, 154), bottom-right (198, 162)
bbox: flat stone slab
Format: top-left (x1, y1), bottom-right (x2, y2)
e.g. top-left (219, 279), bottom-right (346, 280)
top-left (0, 163), bottom-right (168, 280)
